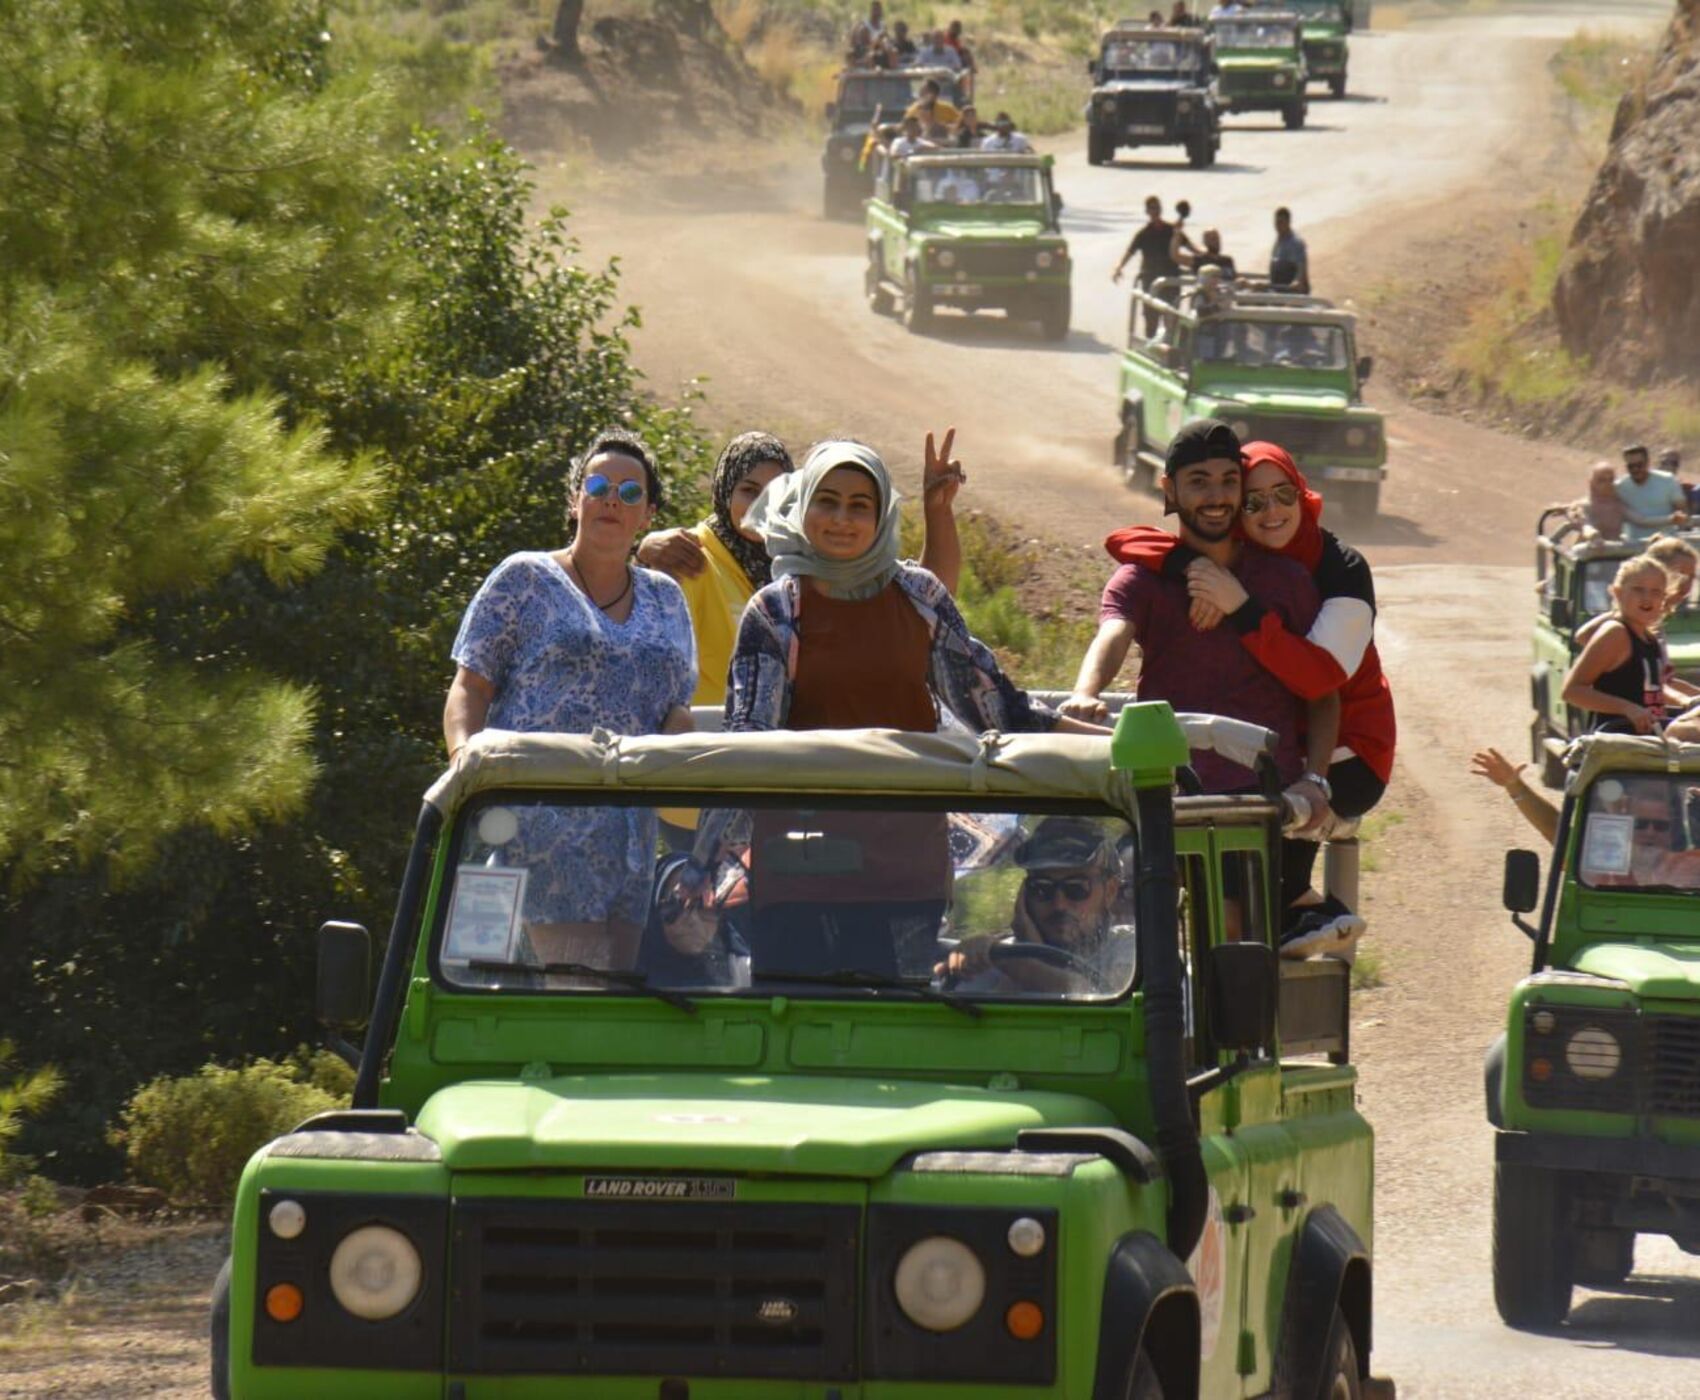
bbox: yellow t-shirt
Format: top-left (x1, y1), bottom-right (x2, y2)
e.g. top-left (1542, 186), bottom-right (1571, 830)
top-left (675, 522), bottom-right (758, 708)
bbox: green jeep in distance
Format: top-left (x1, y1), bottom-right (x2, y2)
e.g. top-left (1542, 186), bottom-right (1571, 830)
top-left (1211, 12), bottom-right (1309, 128)
top-left (1288, 0), bottom-right (1350, 98)
top-left (1085, 25), bottom-right (1222, 169)
top-left (214, 707), bottom-right (1390, 1398)
top-left (1492, 735), bottom-right (1700, 1327)
top-left (866, 150), bottom-right (1071, 340)
top-left (1528, 519), bottom-right (1700, 786)
top-left (820, 67), bottom-right (966, 220)
top-left (1115, 282), bottom-right (1387, 521)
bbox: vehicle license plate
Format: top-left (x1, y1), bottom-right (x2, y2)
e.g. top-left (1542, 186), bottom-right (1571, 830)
top-left (1323, 466), bottom-right (1382, 483)
top-left (1128, 124), bottom-right (1165, 136)
top-left (935, 282), bottom-right (983, 298)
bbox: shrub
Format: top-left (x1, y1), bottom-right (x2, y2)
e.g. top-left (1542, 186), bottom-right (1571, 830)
top-left (0, 1042), bottom-right (62, 1186)
top-left (115, 1054), bottom-right (350, 1206)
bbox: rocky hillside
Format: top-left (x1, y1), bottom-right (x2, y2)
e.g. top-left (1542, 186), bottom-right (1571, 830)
top-left (1552, 0), bottom-right (1700, 382)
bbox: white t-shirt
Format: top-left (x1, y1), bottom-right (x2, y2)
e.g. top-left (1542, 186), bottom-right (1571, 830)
top-left (980, 131), bottom-right (1034, 153)
top-left (1616, 469), bottom-right (1688, 541)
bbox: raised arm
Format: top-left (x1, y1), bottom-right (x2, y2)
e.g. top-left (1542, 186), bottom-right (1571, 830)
top-left (918, 427), bottom-right (964, 594)
top-left (1061, 618), bottom-right (1137, 723)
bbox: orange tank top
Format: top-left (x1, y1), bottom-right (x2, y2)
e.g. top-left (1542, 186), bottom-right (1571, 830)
top-left (787, 581), bottom-right (937, 731)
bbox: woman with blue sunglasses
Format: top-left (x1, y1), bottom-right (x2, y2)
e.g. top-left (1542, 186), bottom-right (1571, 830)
top-left (443, 428), bottom-right (698, 975)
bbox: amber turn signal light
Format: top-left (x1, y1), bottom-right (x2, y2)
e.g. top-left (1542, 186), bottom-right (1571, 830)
top-left (1005, 1300), bottom-right (1044, 1340)
top-left (265, 1282), bottom-right (304, 1323)
top-left (1529, 1057), bottom-right (1554, 1083)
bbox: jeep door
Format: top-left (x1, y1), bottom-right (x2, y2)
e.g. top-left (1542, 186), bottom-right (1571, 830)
top-left (868, 158), bottom-right (906, 283)
top-left (1120, 304), bottom-right (1188, 460)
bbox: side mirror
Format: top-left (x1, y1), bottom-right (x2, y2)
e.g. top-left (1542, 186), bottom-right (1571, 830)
top-left (1208, 941), bottom-right (1278, 1056)
top-left (1548, 595), bottom-right (1573, 631)
top-left (317, 921), bottom-right (372, 1031)
top-left (1503, 849), bottom-right (1542, 918)
top-left (1356, 354), bottom-right (1374, 384)
top-left (1087, 59), bottom-right (1098, 77)
top-left (1051, 191), bottom-right (1065, 224)
top-left (825, 101), bottom-right (837, 120)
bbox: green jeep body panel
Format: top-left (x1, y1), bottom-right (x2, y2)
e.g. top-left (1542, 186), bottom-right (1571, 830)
top-left (1528, 523), bottom-right (1700, 786)
top-left (1210, 12), bottom-right (1308, 126)
top-left (820, 67), bottom-right (967, 219)
top-left (1288, 0), bottom-right (1350, 95)
top-left (1114, 286), bottom-right (1387, 520)
top-left (222, 712), bottom-right (1377, 1398)
top-left (1085, 25), bottom-right (1222, 169)
top-left (1490, 735), bottom-right (1700, 1327)
top-left (866, 151), bottom-right (1071, 340)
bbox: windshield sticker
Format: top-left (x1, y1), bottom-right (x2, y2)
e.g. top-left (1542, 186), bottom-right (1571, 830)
top-left (442, 865), bottom-right (527, 964)
top-left (1581, 814), bottom-right (1634, 878)
top-left (585, 1176), bottom-right (736, 1201)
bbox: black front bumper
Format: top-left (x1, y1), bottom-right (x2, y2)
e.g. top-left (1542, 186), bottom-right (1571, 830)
top-left (1496, 1129), bottom-right (1700, 1182)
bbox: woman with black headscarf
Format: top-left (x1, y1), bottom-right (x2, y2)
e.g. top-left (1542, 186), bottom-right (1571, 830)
top-left (637, 429), bottom-right (966, 707)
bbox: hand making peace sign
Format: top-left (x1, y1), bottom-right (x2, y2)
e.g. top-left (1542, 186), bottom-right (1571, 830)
top-left (923, 427), bottom-right (966, 511)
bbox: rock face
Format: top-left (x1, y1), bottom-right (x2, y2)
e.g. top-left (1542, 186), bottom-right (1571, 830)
top-left (1552, 0), bottom-right (1700, 381)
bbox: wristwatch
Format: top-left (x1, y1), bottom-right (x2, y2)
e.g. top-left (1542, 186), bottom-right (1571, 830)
top-left (1301, 771), bottom-right (1333, 801)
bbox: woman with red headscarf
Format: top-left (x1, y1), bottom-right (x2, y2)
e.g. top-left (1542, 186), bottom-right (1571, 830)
top-left (1106, 441), bottom-right (1396, 945)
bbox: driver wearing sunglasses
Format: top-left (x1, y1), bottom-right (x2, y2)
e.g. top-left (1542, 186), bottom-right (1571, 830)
top-left (942, 817), bottom-right (1134, 996)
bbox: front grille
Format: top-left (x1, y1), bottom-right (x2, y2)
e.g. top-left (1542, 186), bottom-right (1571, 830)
top-left (449, 1198), bottom-right (859, 1379)
top-left (1117, 93), bottom-right (1174, 132)
top-left (955, 244), bottom-right (1041, 278)
top-left (1240, 414), bottom-right (1358, 458)
top-left (1647, 1016), bottom-right (1700, 1118)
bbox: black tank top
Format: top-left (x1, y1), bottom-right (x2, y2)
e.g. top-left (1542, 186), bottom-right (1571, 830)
top-left (1590, 626), bottom-right (1665, 726)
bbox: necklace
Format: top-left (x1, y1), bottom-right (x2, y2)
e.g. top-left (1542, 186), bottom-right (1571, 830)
top-left (566, 554), bottom-right (633, 614)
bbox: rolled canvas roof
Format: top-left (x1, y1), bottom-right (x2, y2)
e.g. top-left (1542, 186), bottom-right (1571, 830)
top-left (1568, 733), bottom-right (1700, 790)
top-left (424, 713), bottom-right (1276, 814)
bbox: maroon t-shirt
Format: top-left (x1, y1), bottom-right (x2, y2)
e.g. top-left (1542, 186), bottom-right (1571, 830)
top-left (1101, 552), bottom-right (1321, 792)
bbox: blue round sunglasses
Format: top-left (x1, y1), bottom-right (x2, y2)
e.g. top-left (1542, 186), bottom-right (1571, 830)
top-left (584, 473), bottom-right (646, 506)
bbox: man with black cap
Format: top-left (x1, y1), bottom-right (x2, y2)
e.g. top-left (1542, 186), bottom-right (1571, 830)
top-left (1616, 443), bottom-right (1689, 543)
top-left (941, 817), bottom-right (1133, 996)
top-left (1062, 419), bottom-right (1322, 795)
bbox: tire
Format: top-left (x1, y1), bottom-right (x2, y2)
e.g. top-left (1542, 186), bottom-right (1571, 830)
top-left (1040, 291), bottom-right (1070, 342)
top-left (1575, 1227), bottom-right (1635, 1289)
top-left (1088, 127), bottom-right (1114, 166)
top-left (1493, 1160), bottom-right (1574, 1328)
top-left (210, 1256), bottom-right (232, 1400)
top-left (865, 248), bottom-right (894, 315)
top-left (1532, 717), bottom-right (1566, 788)
top-left (1119, 413), bottom-right (1156, 493)
top-left (1187, 133), bottom-right (1211, 169)
top-left (1284, 100), bottom-right (1308, 129)
top-left (1317, 1306), bottom-right (1363, 1400)
top-left (903, 268), bottom-right (932, 334)
top-left (1484, 1033), bottom-right (1506, 1128)
top-left (1343, 481), bottom-right (1379, 524)
top-left (1330, 73), bottom-right (1347, 99)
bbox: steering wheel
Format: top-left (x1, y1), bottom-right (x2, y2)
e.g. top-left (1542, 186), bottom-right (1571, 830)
top-left (989, 939), bottom-right (1097, 980)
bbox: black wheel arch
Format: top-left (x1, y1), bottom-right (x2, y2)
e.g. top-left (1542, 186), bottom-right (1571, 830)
top-left (1273, 1205), bottom-right (1371, 1399)
top-left (1091, 1231), bottom-right (1201, 1400)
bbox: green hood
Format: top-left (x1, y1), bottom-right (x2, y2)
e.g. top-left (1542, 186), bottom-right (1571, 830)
top-left (416, 1072), bottom-right (1117, 1177)
top-left (1209, 386), bottom-right (1351, 413)
top-left (1573, 942), bottom-right (1700, 1002)
top-left (1219, 54), bottom-right (1298, 71)
top-left (915, 218), bottom-right (1051, 240)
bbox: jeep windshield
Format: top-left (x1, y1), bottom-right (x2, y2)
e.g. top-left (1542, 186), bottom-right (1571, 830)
top-left (838, 74), bottom-right (940, 116)
top-left (1101, 38), bottom-right (1201, 73)
top-left (1577, 774), bottom-right (1700, 893)
top-left (433, 795), bottom-right (1138, 1003)
top-left (1287, 0), bottom-right (1345, 17)
top-left (912, 164), bottom-right (1045, 206)
top-left (1195, 318), bottom-right (1348, 371)
top-left (1215, 20), bottom-right (1298, 48)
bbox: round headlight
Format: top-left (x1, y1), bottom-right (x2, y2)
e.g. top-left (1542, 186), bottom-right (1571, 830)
top-left (838, 144), bottom-right (856, 162)
top-left (329, 1225), bottom-right (422, 1321)
top-left (1036, 251), bottom-right (1053, 269)
top-left (1229, 419), bottom-right (1252, 439)
top-left (893, 1236), bottom-right (985, 1332)
top-left (1344, 427), bottom-right (1366, 448)
top-left (1273, 72), bottom-right (1290, 87)
top-left (1566, 1027), bottom-right (1622, 1081)
top-left (937, 249), bottom-right (956, 269)
top-left (1177, 96), bottom-right (1193, 112)
top-left (1007, 1217), bottom-right (1047, 1258)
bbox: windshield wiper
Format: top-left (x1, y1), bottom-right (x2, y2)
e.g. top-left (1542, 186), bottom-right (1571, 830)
top-left (751, 968), bottom-right (981, 1018)
top-left (468, 960), bottom-right (697, 1014)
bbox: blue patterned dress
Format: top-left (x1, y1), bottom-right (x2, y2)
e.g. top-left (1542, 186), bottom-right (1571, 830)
top-left (452, 552), bottom-right (697, 925)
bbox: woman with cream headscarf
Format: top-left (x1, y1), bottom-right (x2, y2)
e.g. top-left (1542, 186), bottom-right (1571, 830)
top-left (726, 439), bottom-right (1105, 735)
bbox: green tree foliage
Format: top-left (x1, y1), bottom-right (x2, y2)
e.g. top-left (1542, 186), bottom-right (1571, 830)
top-left (0, 1040), bottom-right (63, 1185)
top-left (0, 7), bottom-right (709, 1179)
top-left (0, 0), bottom-right (397, 879)
top-left (115, 1053), bottom-right (349, 1205)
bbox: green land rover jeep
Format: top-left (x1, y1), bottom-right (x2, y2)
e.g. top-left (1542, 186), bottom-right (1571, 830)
top-left (214, 705), bottom-right (1388, 1398)
top-left (1491, 734), bottom-right (1700, 1328)
top-left (1085, 25), bottom-right (1222, 169)
top-left (1529, 518), bottom-right (1700, 787)
top-left (866, 149), bottom-right (1071, 340)
top-left (1287, 0), bottom-right (1350, 98)
top-left (1210, 12), bottom-right (1308, 130)
top-left (1115, 283), bottom-right (1387, 521)
top-left (821, 67), bottom-right (967, 220)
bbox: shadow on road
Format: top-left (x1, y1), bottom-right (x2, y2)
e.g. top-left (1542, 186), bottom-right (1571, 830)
top-left (912, 315), bottom-right (1116, 357)
top-left (1223, 120), bottom-right (1345, 135)
top-left (1097, 157), bottom-right (1269, 176)
top-left (1562, 1274), bottom-right (1700, 1361)
top-left (1327, 508), bottom-right (1438, 549)
top-left (1335, 92), bottom-right (1390, 105)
